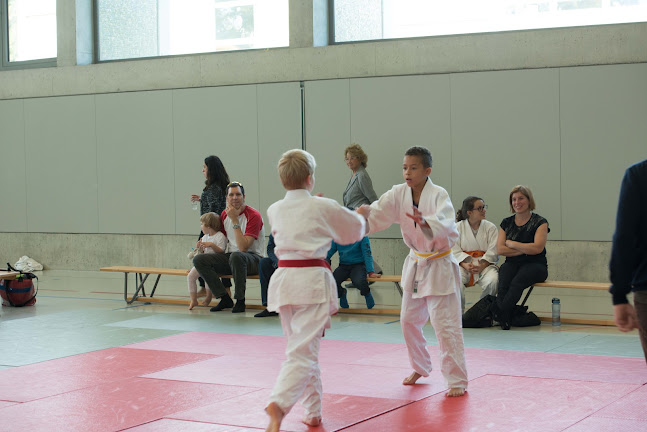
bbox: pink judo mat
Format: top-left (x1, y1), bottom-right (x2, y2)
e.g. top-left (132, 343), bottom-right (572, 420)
top-left (0, 332), bottom-right (644, 431)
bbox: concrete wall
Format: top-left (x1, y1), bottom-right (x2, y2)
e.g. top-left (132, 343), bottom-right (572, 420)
top-left (0, 232), bottom-right (611, 283)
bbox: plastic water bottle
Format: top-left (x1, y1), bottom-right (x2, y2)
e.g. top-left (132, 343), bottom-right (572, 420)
top-left (552, 298), bottom-right (561, 326)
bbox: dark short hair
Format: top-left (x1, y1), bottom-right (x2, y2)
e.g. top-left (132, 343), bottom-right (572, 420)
top-left (404, 146), bottom-right (432, 168)
top-left (227, 181), bottom-right (245, 196)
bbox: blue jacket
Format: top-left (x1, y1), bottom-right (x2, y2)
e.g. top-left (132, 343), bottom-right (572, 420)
top-left (609, 159), bottom-right (647, 304)
top-left (326, 237), bottom-right (375, 273)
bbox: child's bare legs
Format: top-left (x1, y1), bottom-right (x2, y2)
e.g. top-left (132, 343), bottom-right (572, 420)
top-left (265, 402), bottom-right (284, 432)
top-left (187, 267), bottom-right (200, 310)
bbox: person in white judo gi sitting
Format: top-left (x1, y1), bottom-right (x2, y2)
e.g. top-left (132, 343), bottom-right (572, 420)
top-left (452, 196), bottom-right (499, 313)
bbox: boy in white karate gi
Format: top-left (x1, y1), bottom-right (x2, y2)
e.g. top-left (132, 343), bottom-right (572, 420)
top-left (265, 149), bottom-right (370, 432)
top-left (368, 146), bottom-right (468, 397)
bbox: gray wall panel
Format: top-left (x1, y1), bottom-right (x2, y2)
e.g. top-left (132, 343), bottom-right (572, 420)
top-left (96, 91), bottom-right (175, 234)
top-left (349, 75), bottom-right (452, 238)
top-left (172, 85), bottom-right (259, 235)
top-left (257, 82), bottom-right (303, 227)
top-left (561, 64), bottom-right (647, 241)
top-left (0, 100), bottom-right (27, 232)
top-left (451, 69), bottom-right (562, 239)
top-left (24, 96), bottom-right (98, 233)
top-left (303, 79), bottom-right (351, 205)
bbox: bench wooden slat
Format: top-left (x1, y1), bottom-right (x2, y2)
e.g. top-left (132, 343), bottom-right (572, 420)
top-left (101, 266), bottom-right (189, 276)
top-left (534, 281), bottom-right (609, 291)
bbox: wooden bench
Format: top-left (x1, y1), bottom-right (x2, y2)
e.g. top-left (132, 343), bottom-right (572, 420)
top-left (99, 266), bottom-right (402, 307)
top-left (524, 281), bottom-right (612, 325)
top-left (100, 266), bottom-right (610, 324)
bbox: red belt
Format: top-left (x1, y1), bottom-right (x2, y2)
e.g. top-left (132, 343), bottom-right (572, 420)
top-left (278, 258), bottom-right (332, 338)
top-left (278, 259), bottom-right (331, 271)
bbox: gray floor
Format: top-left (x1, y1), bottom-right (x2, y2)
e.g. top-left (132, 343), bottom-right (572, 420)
top-left (0, 270), bottom-right (643, 370)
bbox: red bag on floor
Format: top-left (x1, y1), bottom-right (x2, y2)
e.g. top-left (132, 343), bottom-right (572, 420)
top-left (0, 264), bottom-right (37, 307)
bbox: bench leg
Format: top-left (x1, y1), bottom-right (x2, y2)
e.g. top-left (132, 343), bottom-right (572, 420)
top-left (520, 286), bottom-right (534, 307)
top-left (124, 273), bottom-right (151, 304)
top-left (149, 274), bottom-right (162, 298)
top-left (394, 281), bottom-right (403, 297)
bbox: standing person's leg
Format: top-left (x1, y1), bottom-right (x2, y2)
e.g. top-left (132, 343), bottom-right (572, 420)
top-left (632, 291), bottom-right (647, 363)
top-left (400, 290), bottom-right (433, 385)
top-left (428, 293), bottom-right (468, 396)
top-left (267, 303), bottom-right (328, 430)
top-left (229, 251), bottom-right (261, 312)
top-left (349, 263), bottom-right (374, 309)
top-left (332, 265), bottom-right (352, 308)
top-left (197, 230), bottom-right (206, 290)
top-left (258, 257), bottom-right (274, 307)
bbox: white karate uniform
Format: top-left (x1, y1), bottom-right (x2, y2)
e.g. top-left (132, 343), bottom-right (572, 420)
top-left (187, 232), bottom-right (227, 295)
top-left (266, 189), bottom-right (366, 418)
top-left (368, 179), bottom-right (468, 390)
top-left (452, 219), bottom-right (499, 312)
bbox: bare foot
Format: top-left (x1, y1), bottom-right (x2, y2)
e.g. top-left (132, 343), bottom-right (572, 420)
top-left (446, 387), bottom-right (466, 397)
top-left (302, 415), bottom-right (322, 427)
top-left (196, 288), bottom-right (207, 298)
top-left (201, 294), bottom-right (213, 306)
top-left (265, 402), bottom-right (284, 432)
top-left (402, 371), bottom-right (422, 385)
top-left (188, 299), bottom-right (198, 310)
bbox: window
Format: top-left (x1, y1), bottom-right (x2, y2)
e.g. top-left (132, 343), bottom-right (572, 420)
top-left (333, 0), bottom-right (647, 43)
top-left (96, 0), bottom-right (289, 62)
top-left (1, 0), bottom-right (57, 69)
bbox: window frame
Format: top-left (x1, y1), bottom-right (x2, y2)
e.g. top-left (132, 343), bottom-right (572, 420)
top-left (329, 0), bottom-right (647, 45)
top-left (0, 0), bottom-right (57, 70)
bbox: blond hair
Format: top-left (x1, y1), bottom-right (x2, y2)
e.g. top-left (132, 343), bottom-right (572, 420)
top-left (278, 149), bottom-right (316, 190)
top-left (344, 143), bottom-right (368, 168)
top-left (200, 212), bottom-right (221, 230)
top-left (509, 185), bottom-right (536, 212)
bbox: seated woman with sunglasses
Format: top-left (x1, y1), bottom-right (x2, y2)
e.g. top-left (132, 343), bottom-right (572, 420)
top-left (491, 185), bottom-right (549, 330)
top-left (452, 196), bottom-right (499, 314)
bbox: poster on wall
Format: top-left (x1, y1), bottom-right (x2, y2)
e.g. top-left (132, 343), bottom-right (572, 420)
top-left (215, 2), bottom-right (254, 49)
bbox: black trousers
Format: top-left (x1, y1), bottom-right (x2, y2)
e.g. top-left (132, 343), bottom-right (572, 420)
top-left (496, 261), bottom-right (548, 314)
top-left (193, 251), bottom-right (260, 300)
top-left (333, 263), bottom-right (370, 297)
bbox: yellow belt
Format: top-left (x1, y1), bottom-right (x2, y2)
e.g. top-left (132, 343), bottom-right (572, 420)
top-left (413, 250), bottom-right (451, 260)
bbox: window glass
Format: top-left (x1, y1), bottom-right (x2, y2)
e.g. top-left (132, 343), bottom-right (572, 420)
top-left (7, 0), bottom-right (57, 62)
top-left (334, 0), bottom-right (647, 43)
top-left (97, 0), bottom-right (289, 61)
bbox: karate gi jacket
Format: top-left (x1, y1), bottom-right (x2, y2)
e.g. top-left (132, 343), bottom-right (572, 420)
top-left (369, 179), bottom-right (460, 298)
top-left (267, 190), bottom-right (366, 314)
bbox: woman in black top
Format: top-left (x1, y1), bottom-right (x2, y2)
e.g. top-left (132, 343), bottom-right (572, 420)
top-left (190, 155), bottom-right (231, 292)
top-left (191, 155), bottom-right (230, 218)
top-left (492, 185), bottom-right (549, 330)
